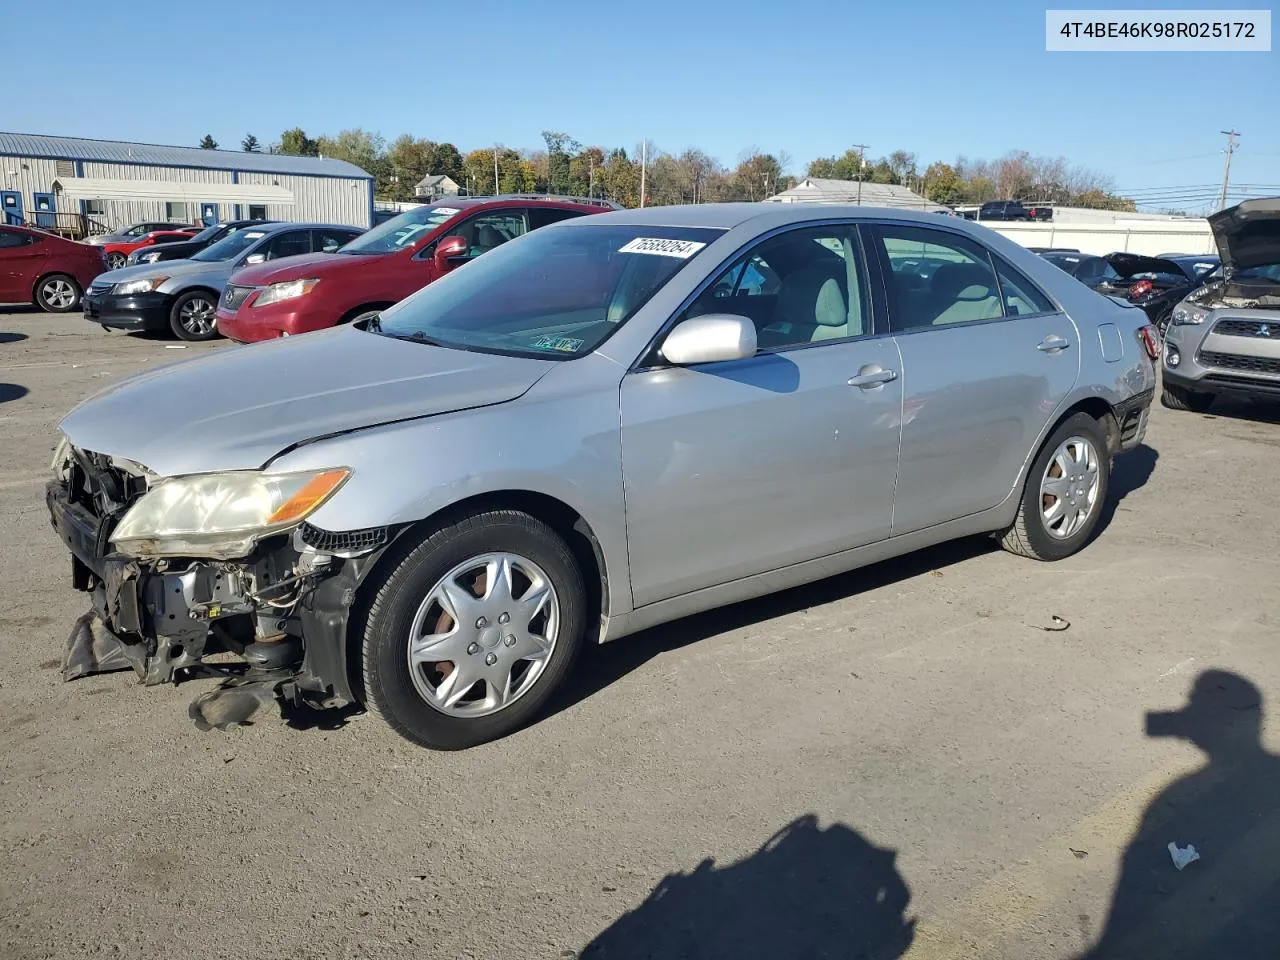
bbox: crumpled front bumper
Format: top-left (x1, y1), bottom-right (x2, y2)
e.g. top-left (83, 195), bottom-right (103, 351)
top-left (46, 479), bottom-right (370, 715)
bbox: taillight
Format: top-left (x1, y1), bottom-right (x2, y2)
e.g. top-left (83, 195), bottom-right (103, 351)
top-left (1129, 279), bottom-right (1153, 299)
top-left (1137, 325), bottom-right (1160, 360)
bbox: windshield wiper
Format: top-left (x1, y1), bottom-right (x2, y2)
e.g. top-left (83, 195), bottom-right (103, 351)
top-left (391, 331), bottom-right (448, 347)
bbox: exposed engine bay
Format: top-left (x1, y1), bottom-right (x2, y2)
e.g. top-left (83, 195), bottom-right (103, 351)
top-left (1185, 277), bottom-right (1280, 311)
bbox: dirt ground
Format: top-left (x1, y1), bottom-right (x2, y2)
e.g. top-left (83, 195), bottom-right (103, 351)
top-left (2, 308), bottom-right (1279, 960)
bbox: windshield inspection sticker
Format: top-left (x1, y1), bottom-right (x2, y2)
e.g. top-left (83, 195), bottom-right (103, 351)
top-left (618, 237), bottom-right (707, 259)
top-left (432, 207), bottom-right (461, 217)
top-left (533, 335), bottom-right (584, 352)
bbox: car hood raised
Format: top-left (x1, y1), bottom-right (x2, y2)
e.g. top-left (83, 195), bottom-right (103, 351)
top-left (1103, 253), bottom-right (1187, 280)
top-left (58, 326), bottom-right (556, 476)
top-left (230, 251), bottom-right (368, 286)
top-left (1208, 197), bottom-right (1280, 275)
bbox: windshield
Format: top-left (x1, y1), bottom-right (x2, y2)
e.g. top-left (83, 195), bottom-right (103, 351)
top-left (339, 204), bottom-right (462, 254)
top-left (186, 224), bottom-right (221, 244)
top-left (371, 224), bottom-right (724, 358)
top-left (191, 229), bottom-right (268, 262)
top-left (1041, 253), bottom-right (1083, 275)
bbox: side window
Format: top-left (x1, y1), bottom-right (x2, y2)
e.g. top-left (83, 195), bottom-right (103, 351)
top-left (0, 230), bottom-right (31, 249)
top-left (444, 211), bottom-right (528, 259)
top-left (872, 225), bottom-right (1003, 331)
top-left (528, 207), bottom-right (586, 230)
top-left (993, 257), bottom-right (1056, 316)
top-left (681, 226), bottom-right (869, 350)
top-left (84, 199), bottom-right (106, 216)
top-left (312, 228), bottom-right (355, 253)
top-left (262, 230), bottom-right (311, 260)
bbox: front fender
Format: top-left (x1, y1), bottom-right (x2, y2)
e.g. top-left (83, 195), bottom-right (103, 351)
top-left (266, 365), bottom-right (632, 614)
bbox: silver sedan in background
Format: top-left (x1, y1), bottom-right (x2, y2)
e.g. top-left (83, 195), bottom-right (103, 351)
top-left (48, 203), bottom-right (1158, 749)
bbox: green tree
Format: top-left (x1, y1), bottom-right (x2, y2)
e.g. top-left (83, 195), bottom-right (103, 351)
top-left (315, 128), bottom-right (390, 193)
top-left (922, 162), bottom-right (963, 205)
top-left (278, 128), bottom-right (318, 157)
top-left (600, 148), bottom-right (640, 207)
top-left (199, 134), bottom-right (218, 150)
top-left (241, 133), bottom-right (261, 153)
top-left (542, 131), bottom-right (581, 195)
top-left (426, 143), bottom-right (465, 184)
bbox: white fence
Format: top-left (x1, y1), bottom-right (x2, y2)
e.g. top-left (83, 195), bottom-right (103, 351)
top-left (984, 219), bottom-right (1215, 257)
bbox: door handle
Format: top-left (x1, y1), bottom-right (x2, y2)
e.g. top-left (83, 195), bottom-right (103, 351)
top-left (1037, 334), bottom-right (1071, 353)
top-left (848, 366), bottom-right (898, 389)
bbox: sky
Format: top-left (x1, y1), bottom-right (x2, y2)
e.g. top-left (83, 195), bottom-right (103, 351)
top-left (7, 0), bottom-right (1278, 211)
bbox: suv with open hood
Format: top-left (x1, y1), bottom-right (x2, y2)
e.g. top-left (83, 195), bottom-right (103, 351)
top-left (1161, 198), bottom-right (1280, 412)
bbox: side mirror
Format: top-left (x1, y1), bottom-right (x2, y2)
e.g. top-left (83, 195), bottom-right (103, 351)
top-left (433, 235), bottom-right (469, 271)
top-left (660, 314), bottom-right (757, 365)
top-left (244, 253), bottom-right (266, 265)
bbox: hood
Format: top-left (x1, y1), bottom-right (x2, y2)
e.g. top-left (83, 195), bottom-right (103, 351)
top-left (58, 326), bottom-right (556, 476)
top-left (93, 258), bottom-right (217, 285)
top-left (231, 251), bottom-right (362, 286)
top-left (1208, 198), bottom-right (1280, 275)
top-left (1103, 253), bottom-right (1187, 280)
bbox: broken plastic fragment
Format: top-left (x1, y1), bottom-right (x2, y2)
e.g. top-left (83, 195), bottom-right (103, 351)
top-left (1168, 842), bottom-right (1200, 871)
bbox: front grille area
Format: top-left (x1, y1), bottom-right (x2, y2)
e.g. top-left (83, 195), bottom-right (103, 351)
top-left (89, 281), bottom-right (113, 295)
top-left (220, 285), bottom-right (255, 312)
top-left (1199, 351), bottom-right (1280, 376)
top-left (1212, 318), bottom-right (1278, 338)
top-left (299, 523), bottom-right (389, 554)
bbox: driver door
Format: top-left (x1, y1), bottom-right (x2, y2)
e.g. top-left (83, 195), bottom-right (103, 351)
top-left (619, 224), bottom-right (904, 607)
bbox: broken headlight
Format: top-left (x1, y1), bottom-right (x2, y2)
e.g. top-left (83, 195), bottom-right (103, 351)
top-left (110, 467), bottom-right (350, 559)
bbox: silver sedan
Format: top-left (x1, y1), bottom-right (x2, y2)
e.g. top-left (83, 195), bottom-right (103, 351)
top-left (49, 203), bottom-right (1158, 749)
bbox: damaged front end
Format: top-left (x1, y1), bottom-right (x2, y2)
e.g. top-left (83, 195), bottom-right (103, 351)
top-left (47, 441), bottom-right (391, 729)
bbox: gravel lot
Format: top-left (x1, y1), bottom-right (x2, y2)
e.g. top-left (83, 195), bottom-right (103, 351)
top-left (2, 307), bottom-right (1278, 960)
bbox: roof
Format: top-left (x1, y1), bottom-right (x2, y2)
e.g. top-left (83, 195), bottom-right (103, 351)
top-left (766, 177), bottom-right (937, 208)
top-left (0, 131), bottom-right (372, 180)
top-left (569, 202), bottom-right (971, 231)
top-left (415, 174), bottom-right (457, 188)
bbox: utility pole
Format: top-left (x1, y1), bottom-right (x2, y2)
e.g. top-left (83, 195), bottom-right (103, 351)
top-left (494, 143), bottom-right (500, 196)
top-left (640, 140), bottom-right (647, 208)
top-left (589, 155), bottom-right (595, 199)
top-left (851, 143), bottom-right (868, 204)
top-left (1218, 129), bottom-right (1240, 210)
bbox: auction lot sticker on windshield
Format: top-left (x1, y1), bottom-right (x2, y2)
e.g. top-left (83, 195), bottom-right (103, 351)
top-left (433, 207), bottom-right (461, 217)
top-left (619, 237), bottom-right (707, 258)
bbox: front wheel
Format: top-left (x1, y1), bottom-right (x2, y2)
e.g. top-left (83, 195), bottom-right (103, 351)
top-left (105, 252), bottom-right (127, 270)
top-left (1161, 383), bottom-right (1214, 413)
top-left (999, 412), bottom-right (1110, 561)
top-left (169, 290), bottom-right (219, 341)
top-left (362, 510), bottom-right (587, 750)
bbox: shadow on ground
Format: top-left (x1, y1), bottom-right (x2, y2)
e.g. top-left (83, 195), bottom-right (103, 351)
top-left (580, 814), bottom-right (915, 960)
top-left (0, 331), bottom-right (29, 344)
top-left (1096, 442), bottom-right (1159, 532)
top-left (1077, 669), bottom-right (1280, 959)
top-left (1200, 396), bottom-right (1280, 425)
top-left (549, 534), bottom-right (995, 720)
top-left (0, 383), bottom-right (29, 403)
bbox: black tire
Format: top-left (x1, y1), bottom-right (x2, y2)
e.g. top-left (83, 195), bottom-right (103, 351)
top-left (340, 304), bottom-right (393, 326)
top-left (34, 273), bottom-right (82, 313)
top-left (1161, 383), bottom-right (1214, 413)
top-left (362, 510), bottom-right (587, 750)
top-left (169, 290), bottom-right (220, 341)
top-left (999, 412), bottom-right (1111, 561)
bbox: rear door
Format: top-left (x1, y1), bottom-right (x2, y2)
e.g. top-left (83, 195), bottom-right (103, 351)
top-left (867, 222), bottom-right (1080, 534)
top-left (620, 223), bottom-right (903, 606)
top-left (0, 229), bottom-right (44, 302)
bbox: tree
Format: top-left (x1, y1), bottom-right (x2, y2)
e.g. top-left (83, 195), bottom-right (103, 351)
top-left (922, 162), bottom-right (963, 205)
top-left (386, 135), bottom-right (439, 201)
top-left (426, 142), bottom-right (465, 184)
top-left (241, 133), bottom-right (261, 153)
top-left (199, 135), bottom-right (218, 150)
top-left (278, 128), bottom-right (318, 157)
top-left (542, 131), bottom-right (582, 195)
top-left (315, 128), bottom-right (390, 193)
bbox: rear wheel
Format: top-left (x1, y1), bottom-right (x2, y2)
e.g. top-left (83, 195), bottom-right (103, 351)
top-left (35, 274), bottom-right (82, 313)
top-left (362, 510), bottom-right (587, 750)
top-left (1161, 383), bottom-right (1214, 413)
top-left (1000, 412), bottom-right (1110, 561)
top-left (169, 290), bottom-right (219, 341)
top-left (105, 252), bottom-right (127, 270)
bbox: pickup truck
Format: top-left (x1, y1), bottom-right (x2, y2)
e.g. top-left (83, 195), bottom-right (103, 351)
top-left (977, 201), bottom-right (1054, 222)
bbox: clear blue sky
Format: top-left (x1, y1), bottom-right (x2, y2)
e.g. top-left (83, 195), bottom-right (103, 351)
top-left (8, 0), bottom-right (1278, 209)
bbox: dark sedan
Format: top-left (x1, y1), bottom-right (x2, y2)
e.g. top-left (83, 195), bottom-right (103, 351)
top-left (1041, 252), bottom-right (1221, 331)
top-left (126, 219), bottom-right (275, 266)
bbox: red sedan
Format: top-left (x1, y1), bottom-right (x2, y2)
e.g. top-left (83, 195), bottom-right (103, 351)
top-left (101, 229), bottom-right (200, 270)
top-left (0, 224), bottom-right (107, 313)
